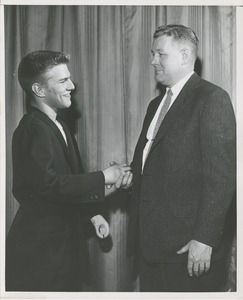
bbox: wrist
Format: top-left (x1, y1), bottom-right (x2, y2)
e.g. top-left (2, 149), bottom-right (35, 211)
top-left (102, 169), bottom-right (110, 184)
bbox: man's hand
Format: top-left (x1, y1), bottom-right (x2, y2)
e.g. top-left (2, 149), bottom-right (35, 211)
top-left (177, 240), bottom-right (212, 277)
top-left (114, 170), bottom-right (133, 189)
top-left (102, 162), bottom-right (131, 186)
top-left (106, 161), bottom-right (133, 189)
top-left (90, 215), bottom-right (109, 239)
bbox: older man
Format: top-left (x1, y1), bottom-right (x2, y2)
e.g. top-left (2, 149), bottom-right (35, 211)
top-left (127, 24), bottom-right (236, 292)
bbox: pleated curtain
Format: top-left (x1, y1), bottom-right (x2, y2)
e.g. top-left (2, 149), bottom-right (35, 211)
top-left (5, 5), bottom-right (236, 291)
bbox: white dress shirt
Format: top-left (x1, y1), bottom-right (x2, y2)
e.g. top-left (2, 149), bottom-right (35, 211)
top-left (142, 71), bottom-right (194, 170)
top-left (55, 119), bottom-right (68, 146)
top-left (32, 102), bottom-right (68, 146)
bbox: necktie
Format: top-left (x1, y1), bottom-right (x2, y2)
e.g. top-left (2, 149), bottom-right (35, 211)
top-left (142, 88), bottom-right (173, 167)
top-left (151, 88), bottom-right (173, 140)
top-left (56, 116), bottom-right (80, 173)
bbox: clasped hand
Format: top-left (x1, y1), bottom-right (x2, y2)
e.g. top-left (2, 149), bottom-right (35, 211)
top-left (102, 161), bottom-right (133, 189)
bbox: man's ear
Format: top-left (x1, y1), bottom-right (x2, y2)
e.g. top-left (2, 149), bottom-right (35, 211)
top-left (181, 48), bottom-right (190, 65)
top-left (32, 83), bottom-right (45, 98)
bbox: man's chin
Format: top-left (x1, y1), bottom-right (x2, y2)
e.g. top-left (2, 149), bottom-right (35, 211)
top-left (155, 74), bottom-right (165, 84)
top-left (66, 101), bottom-right (72, 108)
top-left (60, 102), bottom-right (72, 109)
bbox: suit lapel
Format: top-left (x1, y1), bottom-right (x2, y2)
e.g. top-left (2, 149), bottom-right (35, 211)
top-left (149, 73), bottom-right (201, 154)
top-left (31, 108), bottom-right (79, 174)
top-left (139, 94), bottom-right (166, 150)
top-left (56, 117), bottom-right (81, 174)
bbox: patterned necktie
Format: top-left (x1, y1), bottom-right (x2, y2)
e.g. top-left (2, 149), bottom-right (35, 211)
top-left (151, 88), bottom-right (173, 140)
top-left (142, 88), bottom-right (173, 167)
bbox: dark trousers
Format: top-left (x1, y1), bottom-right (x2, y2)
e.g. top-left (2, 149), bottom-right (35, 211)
top-left (139, 252), bottom-right (231, 292)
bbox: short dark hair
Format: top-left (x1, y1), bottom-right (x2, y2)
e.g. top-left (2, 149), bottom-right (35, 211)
top-left (153, 24), bottom-right (199, 60)
top-left (18, 50), bottom-right (71, 95)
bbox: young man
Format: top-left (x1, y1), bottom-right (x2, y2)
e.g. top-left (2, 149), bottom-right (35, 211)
top-left (6, 50), bottom-right (131, 291)
top-left (127, 24), bottom-right (236, 292)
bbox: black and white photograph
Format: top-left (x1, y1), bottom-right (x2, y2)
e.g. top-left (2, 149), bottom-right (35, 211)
top-left (0, 1), bottom-right (242, 299)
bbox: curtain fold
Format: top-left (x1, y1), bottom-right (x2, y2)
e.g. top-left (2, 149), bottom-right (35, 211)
top-left (5, 5), bottom-right (236, 291)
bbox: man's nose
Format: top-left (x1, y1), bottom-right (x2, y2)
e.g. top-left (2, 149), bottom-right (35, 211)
top-left (151, 55), bottom-right (158, 66)
top-left (68, 79), bottom-right (75, 90)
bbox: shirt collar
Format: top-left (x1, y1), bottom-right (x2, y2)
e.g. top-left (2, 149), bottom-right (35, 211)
top-left (169, 71), bottom-right (194, 98)
top-left (31, 102), bottom-right (57, 123)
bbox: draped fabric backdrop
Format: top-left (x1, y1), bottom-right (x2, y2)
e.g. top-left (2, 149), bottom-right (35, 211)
top-left (5, 5), bottom-right (236, 291)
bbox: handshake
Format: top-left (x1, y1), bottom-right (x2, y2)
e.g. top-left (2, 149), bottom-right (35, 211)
top-left (102, 161), bottom-right (133, 190)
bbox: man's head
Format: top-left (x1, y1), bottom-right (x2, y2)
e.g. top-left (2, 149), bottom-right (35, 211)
top-left (18, 50), bottom-right (75, 111)
top-left (151, 24), bottom-right (199, 87)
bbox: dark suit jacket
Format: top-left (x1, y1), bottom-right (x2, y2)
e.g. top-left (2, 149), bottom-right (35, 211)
top-left (127, 73), bottom-right (236, 264)
top-left (6, 108), bottom-right (105, 291)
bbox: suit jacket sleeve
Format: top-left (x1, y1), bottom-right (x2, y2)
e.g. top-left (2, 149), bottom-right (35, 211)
top-left (192, 88), bottom-right (236, 247)
top-left (13, 120), bottom-right (105, 205)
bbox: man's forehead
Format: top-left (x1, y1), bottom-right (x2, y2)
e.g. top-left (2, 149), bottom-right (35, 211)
top-left (43, 64), bottom-right (70, 81)
top-left (152, 36), bottom-right (168, 50)
top-left (151, 35), bottom-right (179, 51)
